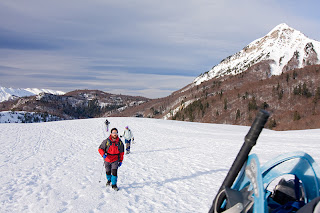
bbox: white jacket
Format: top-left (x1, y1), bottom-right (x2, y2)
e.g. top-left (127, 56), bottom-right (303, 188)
top-left (122, 129), bottom-right (133, 140)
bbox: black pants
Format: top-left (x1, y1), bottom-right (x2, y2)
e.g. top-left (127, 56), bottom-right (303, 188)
top-left (105, 161), bottom-right (118, 176)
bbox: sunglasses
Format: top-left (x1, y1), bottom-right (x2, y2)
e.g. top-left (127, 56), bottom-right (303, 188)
top-left (111, 132), bottom-right (118, 135)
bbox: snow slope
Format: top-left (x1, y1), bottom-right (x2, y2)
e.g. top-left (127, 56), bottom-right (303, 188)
top-left (0, 111), bottom-right (63, 123)
top-left (1, 117), bottom-right (320, 212)
top-left (0, 86), bottom-right (65, 102)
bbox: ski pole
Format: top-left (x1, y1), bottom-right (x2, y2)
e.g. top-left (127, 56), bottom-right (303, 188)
top-left (209, 109), bottom-right (270, 213)
top-left (98, 162), bottom-right (105, 183)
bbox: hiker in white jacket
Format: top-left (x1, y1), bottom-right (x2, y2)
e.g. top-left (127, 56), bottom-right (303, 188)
top-left (121, 126), bottom-right (134, 154)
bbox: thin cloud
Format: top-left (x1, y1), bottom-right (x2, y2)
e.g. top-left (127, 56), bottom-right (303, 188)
top-left (0, 0), bottom-right (320, 98)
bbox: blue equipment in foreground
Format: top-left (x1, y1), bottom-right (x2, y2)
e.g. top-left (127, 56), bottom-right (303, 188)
top-left (209, 110), bottom-right (320, 213)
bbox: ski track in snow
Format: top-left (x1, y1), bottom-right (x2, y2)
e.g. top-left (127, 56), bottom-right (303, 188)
top-left (1, 117), bottom-right (320, 212)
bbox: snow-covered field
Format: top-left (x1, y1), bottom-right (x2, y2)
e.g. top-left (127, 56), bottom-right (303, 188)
top-left (1, 117), bottom-right (320, 213)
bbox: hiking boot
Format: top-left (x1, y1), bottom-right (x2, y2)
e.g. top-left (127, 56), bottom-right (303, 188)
top-left (106, 181), bottom-right (111, 187)
top-left (112, 185), bottom-right (119, 191)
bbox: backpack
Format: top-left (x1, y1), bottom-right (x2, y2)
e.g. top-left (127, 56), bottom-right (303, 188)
top-left (105, 138), bottom-right (123, 154)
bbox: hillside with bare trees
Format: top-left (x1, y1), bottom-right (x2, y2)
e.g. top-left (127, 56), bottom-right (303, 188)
top-left (113, 64), bottom-right (320, 131)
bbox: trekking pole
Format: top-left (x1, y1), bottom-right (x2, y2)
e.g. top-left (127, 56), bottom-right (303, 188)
top-left (98, 162), bottom-right (105, 183)
top-left (209, 109), bottom-right (270, 213)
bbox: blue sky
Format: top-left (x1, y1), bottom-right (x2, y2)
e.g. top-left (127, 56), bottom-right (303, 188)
top-left (1, 0), bottom-right (320, 98)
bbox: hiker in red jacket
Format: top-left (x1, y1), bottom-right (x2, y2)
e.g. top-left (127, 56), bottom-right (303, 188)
top-left (98, 128), bottom-right (124, 191)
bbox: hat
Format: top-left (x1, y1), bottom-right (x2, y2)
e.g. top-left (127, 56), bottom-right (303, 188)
top-left (125, 126), bottom-right (129, 129)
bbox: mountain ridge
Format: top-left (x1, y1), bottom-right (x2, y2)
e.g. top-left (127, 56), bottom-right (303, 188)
top-left (0, 89), bottom-right (150, 122)
top-left (0, 85), bottom-right (65, 102)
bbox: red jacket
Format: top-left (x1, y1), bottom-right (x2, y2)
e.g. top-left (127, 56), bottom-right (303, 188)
top-left (98, 135), bottom-right (124, 163)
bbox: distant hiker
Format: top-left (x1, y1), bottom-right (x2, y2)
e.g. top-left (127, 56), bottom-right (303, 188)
top-left (105, 119), bottom-right (110, 132)
top-left (121, 126), bottom-right (134, 154)
top-left (98, 128), bottom-right (124, 191)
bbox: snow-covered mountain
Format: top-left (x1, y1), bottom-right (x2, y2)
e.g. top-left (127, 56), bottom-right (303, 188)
top-left (194, 23), bottom-right (320, 85)
top-left (0, 86), bottom-right (65, 102)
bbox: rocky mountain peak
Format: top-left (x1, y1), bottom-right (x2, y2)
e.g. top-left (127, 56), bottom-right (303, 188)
top-left (194, 23), bottom-right (320, 85)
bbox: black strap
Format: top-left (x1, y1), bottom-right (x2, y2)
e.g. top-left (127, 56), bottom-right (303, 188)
top-left (107, 153), bottom-right (120, 156)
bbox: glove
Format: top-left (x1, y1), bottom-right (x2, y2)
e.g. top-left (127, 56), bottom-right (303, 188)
top-left (120, 136), bottom-right (122, 138)
top-left (103, 154), bottom-right (107, 159)
top-left (118, 162), bottom-right (122, 167)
